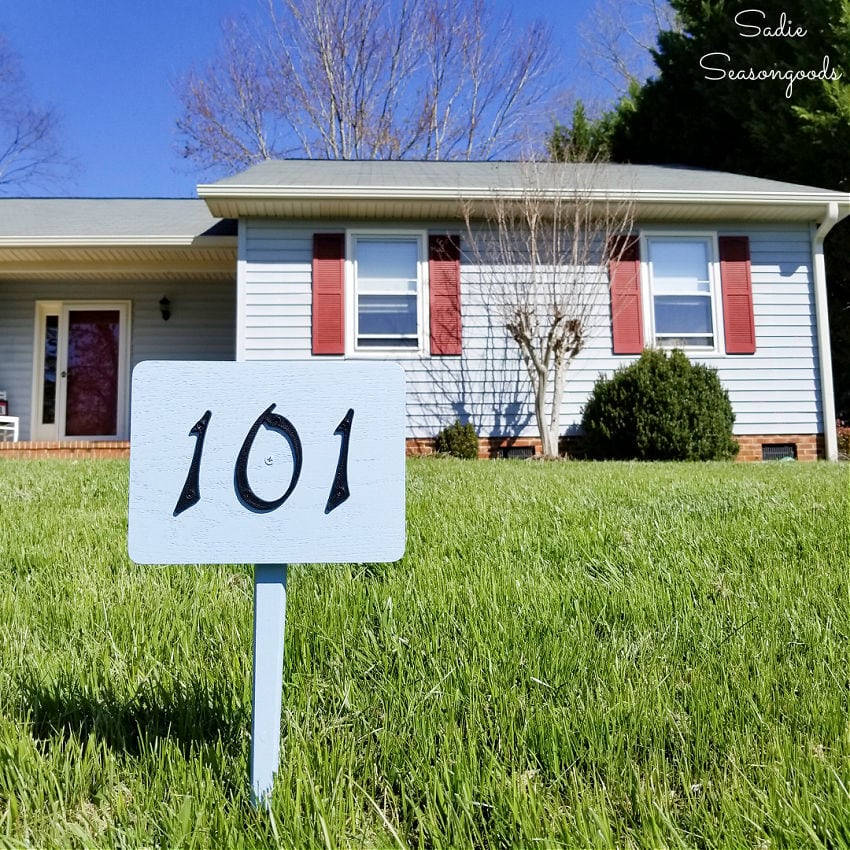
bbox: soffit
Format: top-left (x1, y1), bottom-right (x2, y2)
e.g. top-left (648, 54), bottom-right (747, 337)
top-left (0, 244), bottom-right (237, 281)
top-left (0, 198), bottom-right (237, 281)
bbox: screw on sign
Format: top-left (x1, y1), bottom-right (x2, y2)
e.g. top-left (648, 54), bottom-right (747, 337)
top-left (128, 361), bottom-right (406, 805)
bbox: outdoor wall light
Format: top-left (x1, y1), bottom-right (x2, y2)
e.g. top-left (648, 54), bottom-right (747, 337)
top-left (159, 296), bottom-right (171, 321)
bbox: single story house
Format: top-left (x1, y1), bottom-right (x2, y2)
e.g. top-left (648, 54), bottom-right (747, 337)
top-left (1, 160), bottom-right (847, 460)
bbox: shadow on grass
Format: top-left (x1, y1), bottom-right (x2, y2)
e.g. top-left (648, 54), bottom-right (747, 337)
top-left (17, 673), bottom-right (247, 765)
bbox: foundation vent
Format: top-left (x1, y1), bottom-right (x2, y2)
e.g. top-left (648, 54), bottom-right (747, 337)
top-left (761, 443), bottom-right (797, 461)
top-left (501, 445), bottom-right (535, 460)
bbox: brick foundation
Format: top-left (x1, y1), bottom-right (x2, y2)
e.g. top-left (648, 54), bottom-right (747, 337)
top-left (408, 435), bottom-right (580, 460)
top-left (0, 440), bottom-right (130, 460)
top-left (407, 433), bottom-right (826, 461)
top-left (0, 434), bottom-right (825, 461)
top-left (733, 433), bottom-right (823, 462)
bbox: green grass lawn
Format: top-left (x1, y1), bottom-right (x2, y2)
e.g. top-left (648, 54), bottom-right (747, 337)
top-left (0, 457), bottom-right (848, 849)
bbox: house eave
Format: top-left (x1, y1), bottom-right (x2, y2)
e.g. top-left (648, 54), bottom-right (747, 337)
top-left (0, 241), bottom-right (237, 281)
top-left (0, 234), bottom-right (237, 248)
top-left (198, 185), bottom-right (850, 224)
top-left (0, 199), bottom-right (238, 279)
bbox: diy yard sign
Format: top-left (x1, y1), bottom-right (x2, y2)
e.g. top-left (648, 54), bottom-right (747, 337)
top-left (128, 360), bottom-right (406, 804)
top-left (128, 360), bottom-right (405, 564)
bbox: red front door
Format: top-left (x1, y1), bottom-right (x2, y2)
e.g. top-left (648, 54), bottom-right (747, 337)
top-left (64, 309), bottom-right (121, 436)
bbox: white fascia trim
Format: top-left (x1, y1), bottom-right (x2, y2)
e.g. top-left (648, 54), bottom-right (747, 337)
top-left (812, 202), bottom-right (839, 459)
top-left (0, 235), bottom-right (235, 247)
top-left (198, 182), bottom-right (848, 206)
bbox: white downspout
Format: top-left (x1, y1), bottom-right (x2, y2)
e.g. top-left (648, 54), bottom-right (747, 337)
top-left (813, 202), bottom-right (839, 460)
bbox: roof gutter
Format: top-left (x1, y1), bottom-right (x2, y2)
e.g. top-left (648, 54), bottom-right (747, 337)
top-left (198, 181), bottom-right (843, 205)
top-left (0, 235), bottom-right (236, 248)
top-left (813, 201), bottom-right (839, 459)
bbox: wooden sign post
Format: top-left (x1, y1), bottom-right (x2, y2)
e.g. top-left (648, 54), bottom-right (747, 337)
top-left (128, 361), bottom-right (406, 804)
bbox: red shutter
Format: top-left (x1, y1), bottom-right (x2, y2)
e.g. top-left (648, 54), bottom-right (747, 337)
top-left (609, 236), bottom-right (643, 355)
top-left (719, 236), bottom-right (756, 355)
top-left (312, 233), bottom-right (345, 355)
top-left (429, 235), bottom-right (462, 356)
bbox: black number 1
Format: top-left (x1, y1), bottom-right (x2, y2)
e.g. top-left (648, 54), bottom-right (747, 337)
top-left (173, 410), bottom-right (212, 516)
top-left (325, 408), bottom-right (354, 514)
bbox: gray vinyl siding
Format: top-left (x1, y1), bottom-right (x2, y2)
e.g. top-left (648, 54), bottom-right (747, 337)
top-left (0, 278), bottom-right (235, 441)
top-left (239, 224), bottom-right (314, 359)
top-left (712, 226), bottom-right (819, 434)
top-left (0, 292), bottom-right (37, 441)
top-left (239, 219), bottom-right (823, 439)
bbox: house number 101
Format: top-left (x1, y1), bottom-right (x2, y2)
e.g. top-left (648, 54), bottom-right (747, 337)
top-left (173, 404), bottom-right (355, 517)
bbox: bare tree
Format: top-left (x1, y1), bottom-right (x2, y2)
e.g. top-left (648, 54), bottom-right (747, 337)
top-left (579, 0), bottom-right (679, 98)
top-left (176, 0), bottom-right (556, 172)
top-left (463, 162), bottom-right (634, 458)
top-left (0, 34), bottom-right (70, 192)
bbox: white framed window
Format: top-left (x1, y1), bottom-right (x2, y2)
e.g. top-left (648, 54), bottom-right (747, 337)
top-left (643, 233), bottom-right (722, 351)
top-left (346, 231), bottom-right (429, 355)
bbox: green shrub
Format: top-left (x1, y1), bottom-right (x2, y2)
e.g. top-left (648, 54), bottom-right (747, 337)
top-left (435, 420), bottom-right (480, 459)
top-left (581, 348), bottom-right (739, 461)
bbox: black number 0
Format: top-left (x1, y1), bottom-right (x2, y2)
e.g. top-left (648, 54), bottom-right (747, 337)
top-left (173, 406), bottom-right (353, 516)
top-left (235, 404), bottom-right (302, 512)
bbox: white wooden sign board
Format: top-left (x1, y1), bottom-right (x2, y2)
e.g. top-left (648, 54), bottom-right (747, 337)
top-left (128, 360), bottom-right (406, 565)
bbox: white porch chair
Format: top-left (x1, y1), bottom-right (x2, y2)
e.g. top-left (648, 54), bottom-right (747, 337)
top-left (0, 416), bottom-right (19, 442)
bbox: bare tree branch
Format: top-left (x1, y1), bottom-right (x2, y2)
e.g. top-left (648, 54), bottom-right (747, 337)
top-left (463, 160), bottom-right (634, 458)
top-left (579, 0), bottom-right (679, 97)
top-left (0, 34), bottom-right (73, 193)
top-left (175, 0), bottom-right (559, 173)
top-left (176, 20), bottom-right (281, 170)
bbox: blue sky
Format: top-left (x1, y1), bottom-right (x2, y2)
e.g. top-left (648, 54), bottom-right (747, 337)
top-left (2, 0), bottom-right (606, 198)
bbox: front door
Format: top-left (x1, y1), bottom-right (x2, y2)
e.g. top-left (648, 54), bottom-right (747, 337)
top-left (32, 301), bottom-right (130, 441)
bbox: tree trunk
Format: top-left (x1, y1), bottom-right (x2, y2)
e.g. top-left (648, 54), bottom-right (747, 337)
top-left (534, 374), bottom-right (558, 458)
top-left (545, 358), bottom-right (567, 458)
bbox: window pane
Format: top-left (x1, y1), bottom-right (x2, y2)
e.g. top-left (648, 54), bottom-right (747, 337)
top-left (357, 240), bottom-right (418, 293)
top-left (358, 294), bottom-right (417, 337)
top-left (354, 237), bottom-right (421, 349)
top-left (357, 337), bottom-right (419, 348)
top-left (42, 314), bottom-right (58, 424)
top-left (654, 295), bottom-right (713, 334)
top-left (650, 240), bottom-right (710, 293)
top-left (657, 335), bottom-right (713, 348)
